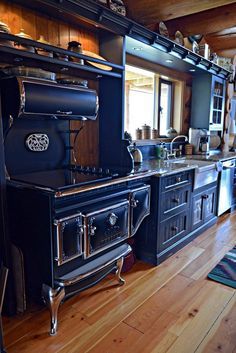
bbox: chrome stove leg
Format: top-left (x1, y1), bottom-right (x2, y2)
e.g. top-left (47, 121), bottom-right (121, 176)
top-left (115, 257), bottom-right (125, 285)
top-left (42, 284), bottom-right (65, 336)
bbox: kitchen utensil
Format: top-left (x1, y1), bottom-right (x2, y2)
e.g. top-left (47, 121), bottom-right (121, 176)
top-left (129, 143), bottom-right (143, 164)
top-left (36, 35), bottom-right (53, 57)
top-left (158, 21), bottom-right (169, 37)
top-left (0, 21), bottom-right (13, 47)
top-left (2, 66), bottom-right (56, 80)
top-left (82, 50), bottom-right (112, 71)
top-left (174, 30), bottom-right (184, 46)
top-left (68, 41), bottom-right (84, 65)
top-left (15, 29), bottom-right (35, 53)
top-left (209, 134), bottom-right (221, 149)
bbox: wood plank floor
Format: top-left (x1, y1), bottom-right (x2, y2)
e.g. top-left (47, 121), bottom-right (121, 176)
top-left (2, 211), bottom-right (236, 353)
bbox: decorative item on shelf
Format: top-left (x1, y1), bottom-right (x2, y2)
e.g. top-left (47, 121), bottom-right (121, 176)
top-left (67, 41), bottom-right (84, 65)
top-left (36, 35), bottom-right (53, 57)
top-left (152, 128), bottom-right (158, 139)
top-left (141, 124), bottom-right (151, 139)
top-left (166, 127), bottom-right (177, 138)
top-left (107, 0), bottom-right (127, 16)
top-left (158, 21), bottom-right (169, 37)
top-left (56, 77), bottom-right (88, 87)
top-left (198, 43), bottom-right (209, 59)
top-left (188, 34), bottom-right (203, 44)
top-left (210, 52), bottom-right (218, 64)
top-left (0, 20), bottom-right (12, 47)
top-left (14, 29), bottom-right (35, 53)
top-left (174, 30), bottom-right (184, 46)
top-left (217, 56), bottom-right (232, 71)
top-left (135, 128), bottom-right (142, 140)
top-left (54, 44), bottom-right (69, 61)
top-left (192, 41), bottom-right (199, 54)
top-left (82, 50), bottom-right (112, 71)
top-left (2, 66), bottom-right (56, 80)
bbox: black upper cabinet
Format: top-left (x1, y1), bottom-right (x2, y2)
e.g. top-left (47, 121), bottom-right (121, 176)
top-left (191, 74), bottom-right (226, 132)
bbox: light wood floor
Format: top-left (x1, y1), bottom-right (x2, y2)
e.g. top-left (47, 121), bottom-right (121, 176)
top-left (2, 211), bottom-right (236, 353)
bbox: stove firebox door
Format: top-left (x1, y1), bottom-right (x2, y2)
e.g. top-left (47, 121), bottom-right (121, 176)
top-left (130, 185), bottom-right (151, 236)
top-left (54, 213), bottom-right (83, 266)
top-left (83, 200), bottom-right (130, 258)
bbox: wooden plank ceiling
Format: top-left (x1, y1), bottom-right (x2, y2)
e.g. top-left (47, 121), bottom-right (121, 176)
top-left (124, 0), bottom-right (236, 58)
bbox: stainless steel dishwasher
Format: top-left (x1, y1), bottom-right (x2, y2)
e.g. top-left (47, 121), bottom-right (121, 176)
top-left (217, 160), bottom-right (235, 216)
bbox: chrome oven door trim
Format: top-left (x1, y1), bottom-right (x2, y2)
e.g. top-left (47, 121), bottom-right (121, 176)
top-left (54, 212), bottom-right (83, 266)
top-left (129, 185), bottom-right (151, 236)
top-left (83, 200), bottom-right (130, 259)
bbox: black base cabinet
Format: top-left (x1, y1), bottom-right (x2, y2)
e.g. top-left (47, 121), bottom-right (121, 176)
top-left (135, 170), bottom-right (193, 265)
top-left (135, 171), bottom-right (218, 266)
top-left (191, 184), bottom-right (217, 231)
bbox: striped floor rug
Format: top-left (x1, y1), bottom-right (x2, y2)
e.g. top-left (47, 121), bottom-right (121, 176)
top-left (208, 246), bottom-right (236, 289)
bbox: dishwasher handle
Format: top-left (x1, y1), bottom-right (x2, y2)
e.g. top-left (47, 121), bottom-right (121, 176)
top-left (223, 164), bottom-right (235, 170)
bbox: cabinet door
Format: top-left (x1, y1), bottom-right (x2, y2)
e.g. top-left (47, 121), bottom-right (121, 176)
top-left (203, 188), bottom-right (217, 222)
top-left (210, 76), bottom-right (226, 131)
top-left (192, 193), bottom-right (204, 230)
top-left (158, 211), bottom-right (189, 252)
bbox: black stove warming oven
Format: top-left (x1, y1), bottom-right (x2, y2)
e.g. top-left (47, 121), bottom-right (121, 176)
top-left (2, 77), bottom-right (151, 335)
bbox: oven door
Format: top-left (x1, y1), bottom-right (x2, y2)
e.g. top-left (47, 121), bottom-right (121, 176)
top-left (130, 185), bottom-right (151, 236)
top-left (83, 200), bottom-right (130, 258)
top-left (54, 213), bottom-right (84, 266)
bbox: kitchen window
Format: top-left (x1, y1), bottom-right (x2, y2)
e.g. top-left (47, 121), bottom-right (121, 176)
top-left (124, 65), bottom-right (177, 139)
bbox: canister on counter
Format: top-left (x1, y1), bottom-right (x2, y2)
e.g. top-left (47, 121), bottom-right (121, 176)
top-left (152, 128), bottom-right (158, 139)
top-left (185, 143), bottom-right (193, 155)
top-left (142, 124), bottom-right (151, 139)
top-left (135, 128), bottom-right (142, 140)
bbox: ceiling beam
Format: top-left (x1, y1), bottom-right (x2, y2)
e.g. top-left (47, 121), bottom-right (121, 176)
top-left (125, 0), bottom-right (235, 26)
top-left (160, 3), bottom-right (236, 37)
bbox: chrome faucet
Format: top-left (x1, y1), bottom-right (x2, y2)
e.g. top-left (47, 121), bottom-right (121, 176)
top-left (169, 135), bottom-right (188, 157)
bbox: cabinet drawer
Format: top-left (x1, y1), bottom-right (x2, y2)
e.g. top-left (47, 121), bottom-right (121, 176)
top-left (160, 186), bottom-right (191, 221)
top-left (160, 171), bottom-right (192, 192)
top-left (158, 211), bottom-right (189, 252)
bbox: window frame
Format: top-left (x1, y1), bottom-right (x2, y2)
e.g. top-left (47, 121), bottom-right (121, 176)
top-left (157, 78), bottom-right (174, 137)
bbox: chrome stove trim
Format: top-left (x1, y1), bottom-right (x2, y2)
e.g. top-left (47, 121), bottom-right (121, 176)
top-left (54, 244), bottom-right (131, 287)
top-left (54, 213), bottom-right (83, 266)
top-left (83, 200), bottom-right (130, 259)
top-left (129, 184), bottom-right (151, 236)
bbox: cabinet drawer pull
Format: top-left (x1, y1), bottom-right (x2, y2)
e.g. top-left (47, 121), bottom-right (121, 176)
top-left (202, 194), bottom-right (209, 199)
top-left (171, 226), bottom-right (178, 232)
top-left (173, 198), bottom-right (180, 203)
top-left (176, 177), bottom-right (181, 183)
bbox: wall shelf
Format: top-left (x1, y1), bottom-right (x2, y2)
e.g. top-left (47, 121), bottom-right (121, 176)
top-left (11, 0), bottom-right (232, 79)
top-left (0, 33), bottom-right (124, 80)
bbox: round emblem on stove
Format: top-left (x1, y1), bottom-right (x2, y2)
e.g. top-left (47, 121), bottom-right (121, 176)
top-left (25, 133), bottom-right (49, 152)
top-left (108, 213), bottom-right (118, 226)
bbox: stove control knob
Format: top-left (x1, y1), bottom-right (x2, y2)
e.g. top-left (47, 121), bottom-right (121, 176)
top-left (85, 166), bottom-right (91, 173)
top-left (108, 213), bottom-right (118, 226)
top-left (91, 167), bottom-right (97, 174)
top-left (105, 168), bottom-right (110, 175)
top-left (98, 168), bottom-right (103, 174)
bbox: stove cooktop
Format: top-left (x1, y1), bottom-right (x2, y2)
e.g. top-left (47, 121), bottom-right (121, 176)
top-left (9, 168), bottom-right (114, 191)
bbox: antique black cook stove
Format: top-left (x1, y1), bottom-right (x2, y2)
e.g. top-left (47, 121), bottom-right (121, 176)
top-left (1, 76), bottom-right (150, 335)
